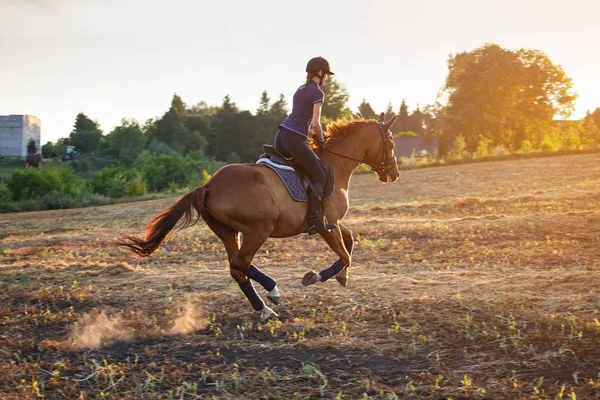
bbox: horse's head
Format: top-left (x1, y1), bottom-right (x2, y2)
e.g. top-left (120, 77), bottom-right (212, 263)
top-left (363, 113), bottom-right (400, 183)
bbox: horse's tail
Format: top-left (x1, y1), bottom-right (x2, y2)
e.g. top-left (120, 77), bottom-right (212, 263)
top-left (118, 187), bottom-right (207, 257)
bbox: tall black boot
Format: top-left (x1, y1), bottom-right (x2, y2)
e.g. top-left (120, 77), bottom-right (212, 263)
top-left (306, 184), bottom-right (337, 235)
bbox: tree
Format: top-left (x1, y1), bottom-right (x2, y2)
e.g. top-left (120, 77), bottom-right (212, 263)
top-left (591, 107), bottom-right (600, 129)
top-left (106, 119), bottom-right (147, 166)
top-left (145, 94), bottom-right (204, 155)
top-left (321, 77), bottom-right (350, 120)
top-left (69, 113), bottom-right (103, 154)
top-left (408, 106), bottom-right (425, 135)
top-left (385, 103), bottom-right (395, 118)
top-left (269, 94), bottom-right (288, 120)
top-left (357, 99), bottom-right (377, 120)
top-left (221, 94), bottom-right (238, 113)
top-left (395, 99), bottom-right (410, 133)
top-left (257, 90), bottom-right (271, 116)
top-left (442, 43), bottom-right (577, 152)
top-left (582, 112), bottom-right (600, 147)
top-left (188, 101), bottom-right (219, 116)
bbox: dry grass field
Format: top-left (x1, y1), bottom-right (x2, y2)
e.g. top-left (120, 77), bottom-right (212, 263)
top-left (1, 153), bottom-right (600, 399)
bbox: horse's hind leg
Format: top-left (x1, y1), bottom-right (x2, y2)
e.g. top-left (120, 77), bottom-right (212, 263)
top-left (302, 225), bottom-right (350, 287)
top-left (230, 232), bottom-right (278, 320)
top-left (204, 217), bottom-right (240, 261)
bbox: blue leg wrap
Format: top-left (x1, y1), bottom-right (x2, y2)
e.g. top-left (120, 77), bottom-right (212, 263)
top-left (246, 265), bottom-right (277, 291)
top-left (319, 260), bottom-right (346, 282)
top-left (239, 280), bottom-right (265, 311)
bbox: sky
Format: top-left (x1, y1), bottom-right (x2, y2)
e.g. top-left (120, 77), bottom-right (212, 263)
top-left (1, 0), bottom-right (599, 143)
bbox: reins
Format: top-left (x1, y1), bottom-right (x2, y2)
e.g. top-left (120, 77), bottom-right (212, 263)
top-left (320, 121), bottom-right (397, 174)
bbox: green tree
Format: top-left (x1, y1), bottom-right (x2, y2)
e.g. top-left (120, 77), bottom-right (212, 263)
top-left (357, 99), bottom-right (377, 120)
top-left (408, 106), bottom-right (425, 135)
top-left (221, 94), bottom-right (238, 113)
top-left (269, 94), bottom-right (288, 120)
top-left (321, 77), bottom-right (350, 120)
top-left (257, 90), bottom-right (271, 116)
top-left (395, 99), bottom-right (410, 133)
top-left (188, 101), bottom-right (219, 116)
top-left (145, 94), bottom-right (203, 155)
top-left (69, 112), bottom-right (103, 154)
top-left (106, 119), bottom-right (147, 166)
top-left (442, 43), bottom-right (577, 153)
top-left (385, 103), bottom-right (395, 118)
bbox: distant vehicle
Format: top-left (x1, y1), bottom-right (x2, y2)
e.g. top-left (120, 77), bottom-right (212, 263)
top-left (61, 146), bottom-right (80, 162)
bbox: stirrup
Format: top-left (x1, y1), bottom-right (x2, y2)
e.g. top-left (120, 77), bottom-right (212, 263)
top-left (307, 220), bottom-right (337, 235)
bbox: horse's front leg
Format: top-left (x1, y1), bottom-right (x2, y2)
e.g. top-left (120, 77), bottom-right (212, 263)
top-left (334, 224), bottom-right (354, 287)
top-left (302, 225), bottom-right (350, 286)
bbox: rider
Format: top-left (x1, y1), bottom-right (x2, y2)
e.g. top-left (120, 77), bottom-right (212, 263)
top-left (274, 56), bottom-right (337, 235)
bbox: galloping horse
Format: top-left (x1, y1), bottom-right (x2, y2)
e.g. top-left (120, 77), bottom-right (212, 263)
top-left (119, 114), bottom-right (400, 320)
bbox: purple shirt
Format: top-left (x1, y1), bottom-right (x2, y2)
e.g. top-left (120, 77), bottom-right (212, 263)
top-left (280, 80), bottom-right (324, 136)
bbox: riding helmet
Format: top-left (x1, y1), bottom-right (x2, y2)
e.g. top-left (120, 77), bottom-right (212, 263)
top-left (306, 57), bottom-right (335, 75)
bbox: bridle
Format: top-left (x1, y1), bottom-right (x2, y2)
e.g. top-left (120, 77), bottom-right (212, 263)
top-left (321, 117), bottom-right (398, 177)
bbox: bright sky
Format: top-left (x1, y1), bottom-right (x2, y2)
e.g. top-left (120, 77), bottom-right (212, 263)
top-left (1, 0), bottom-right (599, 143)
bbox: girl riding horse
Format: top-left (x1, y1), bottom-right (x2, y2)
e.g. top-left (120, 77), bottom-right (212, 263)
top-left (119, 59), bottom-right (400, 321)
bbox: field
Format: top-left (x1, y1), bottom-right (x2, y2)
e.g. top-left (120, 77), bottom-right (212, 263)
top-left (1, 153), bottom-right (600, 399)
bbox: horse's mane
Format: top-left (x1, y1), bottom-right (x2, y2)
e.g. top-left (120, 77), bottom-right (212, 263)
top-left (310, 117), bottom-right (377, 151)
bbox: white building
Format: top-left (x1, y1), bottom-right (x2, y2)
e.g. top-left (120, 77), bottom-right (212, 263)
top-left (0, 115), bottom-right (41, 157)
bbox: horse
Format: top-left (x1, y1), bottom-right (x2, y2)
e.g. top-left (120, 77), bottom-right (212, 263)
top-left (118, 113), bottom-right (400, 320)
top-left (25, 153), bottom-right (43, 168)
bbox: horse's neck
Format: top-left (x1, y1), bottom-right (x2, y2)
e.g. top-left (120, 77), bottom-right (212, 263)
top-left (320, 135), bottom-right (365, 191)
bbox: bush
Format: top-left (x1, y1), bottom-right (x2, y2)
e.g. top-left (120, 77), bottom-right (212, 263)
top-left (448, 135), bottom-right (466, 160)
top-left (6, 165), bottom-right (84, 201)
top-left (41, 191), bottom-right (74, 210)
top-left (125, 174), bottom-right (147, 196)
top-left (474, 137), bottom-right (491, 158)
top-left (187, 170), bottom-right (211, 189)
top-left (519, 140), bottom-right (534, 153)
top-left (540, 135), bottom-right (557, 151)
top-left (491, 145), bottom-right (509, 157)
top-left (90, 165), bottom-right (146, 198)
top-left (79, 193), bottom-right (111, 207)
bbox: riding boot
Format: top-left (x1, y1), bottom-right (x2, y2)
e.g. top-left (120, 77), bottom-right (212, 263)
top-left (307, 184), bottom-right (337, 235)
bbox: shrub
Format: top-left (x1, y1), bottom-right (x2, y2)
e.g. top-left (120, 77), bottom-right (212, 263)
top-left (79, 193), bottom-right (111, 207)
top-left (474, 137), bottom-right (491, 158)
top-left (90, 165), bottom-right (144, 198)
top-left (187, 170), bottom-right (211, 189)
top-left (7, 168), bottom-right (55, 200)
top-left (125, 174), bottom-right (147, 196)
top-left (519, 140), bottom-right (534, 153)
top-left (540, 135), bottom-right (557, 151)
top-left (491, 145), bottom-right (509, 157)
top-left (41, 191), bottom-right (74, 210)
top-left (447, 135), bottom-right (466, 160)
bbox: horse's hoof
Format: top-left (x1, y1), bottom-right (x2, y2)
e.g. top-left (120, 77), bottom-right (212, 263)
top-left (335, 274), bottom-right (348, 287)
top-left (266, 286), bottom-right (280, 305)
top-left (302, 271), bottom-right (321, 286)
top-left (260, 306), bottom-right (278, 322)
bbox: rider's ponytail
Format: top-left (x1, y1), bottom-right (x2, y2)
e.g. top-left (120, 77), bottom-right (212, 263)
top-left (302, 72), bottom-right (317, 90)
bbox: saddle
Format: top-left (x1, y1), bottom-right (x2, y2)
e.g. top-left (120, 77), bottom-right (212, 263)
top-left (256, 145), bottom-right (335, 203)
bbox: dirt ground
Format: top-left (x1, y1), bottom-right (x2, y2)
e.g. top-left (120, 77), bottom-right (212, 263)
top-left (1, 153), bottom-right (600, 399)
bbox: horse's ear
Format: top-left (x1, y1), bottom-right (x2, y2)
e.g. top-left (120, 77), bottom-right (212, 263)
top-left (383, 115), bottom-right (397, 132)
top-left (378, 112), bottom-right (385, 123)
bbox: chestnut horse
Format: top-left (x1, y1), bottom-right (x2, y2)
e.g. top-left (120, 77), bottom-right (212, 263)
top-left (119, 114), bottom-right (399, 320)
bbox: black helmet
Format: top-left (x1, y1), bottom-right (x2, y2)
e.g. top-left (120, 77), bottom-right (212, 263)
top-left (306, 57), bottom-right (334, 75)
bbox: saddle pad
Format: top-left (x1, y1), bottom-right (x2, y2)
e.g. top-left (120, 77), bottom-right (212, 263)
top-left (256, 158), bottom-right (334, 202)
